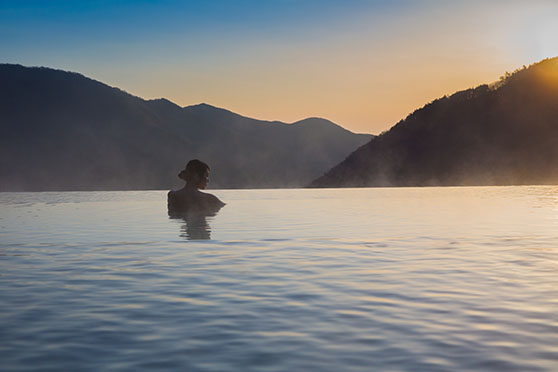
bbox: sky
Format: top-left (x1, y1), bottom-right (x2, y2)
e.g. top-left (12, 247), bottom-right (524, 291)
top-left (1, 0), bottom-right (558, 134)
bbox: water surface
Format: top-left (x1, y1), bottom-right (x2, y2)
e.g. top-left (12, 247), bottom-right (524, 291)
top-left (1, 187), bottom-right (557, 371)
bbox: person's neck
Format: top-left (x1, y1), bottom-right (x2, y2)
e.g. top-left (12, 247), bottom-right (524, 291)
top-left (184, 183), bottom-right (199, 191)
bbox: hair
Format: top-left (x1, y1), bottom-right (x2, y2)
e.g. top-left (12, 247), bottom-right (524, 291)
top-left (178, 159), bottom-right (210, 184)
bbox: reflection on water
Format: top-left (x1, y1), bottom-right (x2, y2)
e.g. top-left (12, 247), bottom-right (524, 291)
top-left (169, 211), bottom-right (215, 240)
top-left (1, 187), bottom-right (558, 371)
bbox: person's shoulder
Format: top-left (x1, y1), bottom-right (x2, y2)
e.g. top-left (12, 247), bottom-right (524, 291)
top-left (168, 190), bottom-right (179, 201)
top-left (201, 191), bottom-right (226, 207)
top-left (168, 189), bottom-right (189, 211)
top-left (209, 193), bottom-right (226, 205)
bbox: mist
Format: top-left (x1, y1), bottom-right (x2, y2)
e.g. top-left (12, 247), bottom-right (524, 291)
top-left (0, 64), bottom-right (371, 192)
top-left (310, 58), bottom-right (558, 188)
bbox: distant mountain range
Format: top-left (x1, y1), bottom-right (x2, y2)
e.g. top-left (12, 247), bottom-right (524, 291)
top-left (0, 64), bottom-right (372, 191)
top-left (311, 57), bottom-right (558, 187)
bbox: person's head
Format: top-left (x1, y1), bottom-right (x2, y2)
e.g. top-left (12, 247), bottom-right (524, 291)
top-left (178, 159), bottom-right (210, 189)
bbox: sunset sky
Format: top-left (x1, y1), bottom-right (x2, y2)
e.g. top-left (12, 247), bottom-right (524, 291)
top-left (2, 0), bottom-right (557, 134)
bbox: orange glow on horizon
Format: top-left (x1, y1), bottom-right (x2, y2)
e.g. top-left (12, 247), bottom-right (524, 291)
top-left (65, 2), bottom-right (558, 135)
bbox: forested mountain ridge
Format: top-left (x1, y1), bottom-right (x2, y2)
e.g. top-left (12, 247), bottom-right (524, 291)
top-left (310, 57), bottom-right (558, 187)
top-left (0, 64), bottom-right (372, 191)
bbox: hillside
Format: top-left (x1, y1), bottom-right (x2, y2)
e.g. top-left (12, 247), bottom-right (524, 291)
top-left (310, 57), bottom-right (558, 187)
top-left (0, 64), bottom-right (371, 191)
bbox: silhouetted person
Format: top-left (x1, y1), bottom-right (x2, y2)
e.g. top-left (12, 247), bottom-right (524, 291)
top-left (168, 159), bottom-right (225, 216)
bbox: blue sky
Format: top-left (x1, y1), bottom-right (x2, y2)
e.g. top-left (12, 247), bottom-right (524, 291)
top-left (2, 0), bottom-right (557, 133)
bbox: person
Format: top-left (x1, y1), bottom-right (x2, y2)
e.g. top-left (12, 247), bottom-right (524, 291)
top-left (167, 159), bottom-right (225, 215)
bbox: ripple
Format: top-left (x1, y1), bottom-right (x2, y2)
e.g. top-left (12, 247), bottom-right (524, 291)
top-left (2, 188), bottom-right (558, 371)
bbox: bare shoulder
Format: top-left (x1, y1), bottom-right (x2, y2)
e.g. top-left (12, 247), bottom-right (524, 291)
top-left (202, 191), bottom-right (226, 208)
top-left (168, 190), bottom-right (181, 204)
top-left (168, 188), bottom-right (224, 214)
top-left (167, 190), bottom-right (182, 213)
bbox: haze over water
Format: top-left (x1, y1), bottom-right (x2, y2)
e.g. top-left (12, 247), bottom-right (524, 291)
top-left (1, 187), bottom-right (557, 371)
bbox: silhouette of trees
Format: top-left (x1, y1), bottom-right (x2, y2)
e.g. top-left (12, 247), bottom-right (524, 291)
top-left (311, 58), bottom-right (558, 187)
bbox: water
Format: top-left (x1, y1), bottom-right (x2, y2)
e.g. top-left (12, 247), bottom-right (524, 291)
top-left (1, 187), bottom-right (557, 371)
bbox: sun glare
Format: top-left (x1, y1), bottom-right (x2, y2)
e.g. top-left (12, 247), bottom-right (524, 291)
top-left (535, 57), bottom-right (558, 88)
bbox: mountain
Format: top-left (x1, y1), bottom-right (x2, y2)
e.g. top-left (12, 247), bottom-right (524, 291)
top-left (0, 64), bottom-right (372, 191)
top-left (310, 57), bottom-right (558, 188)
